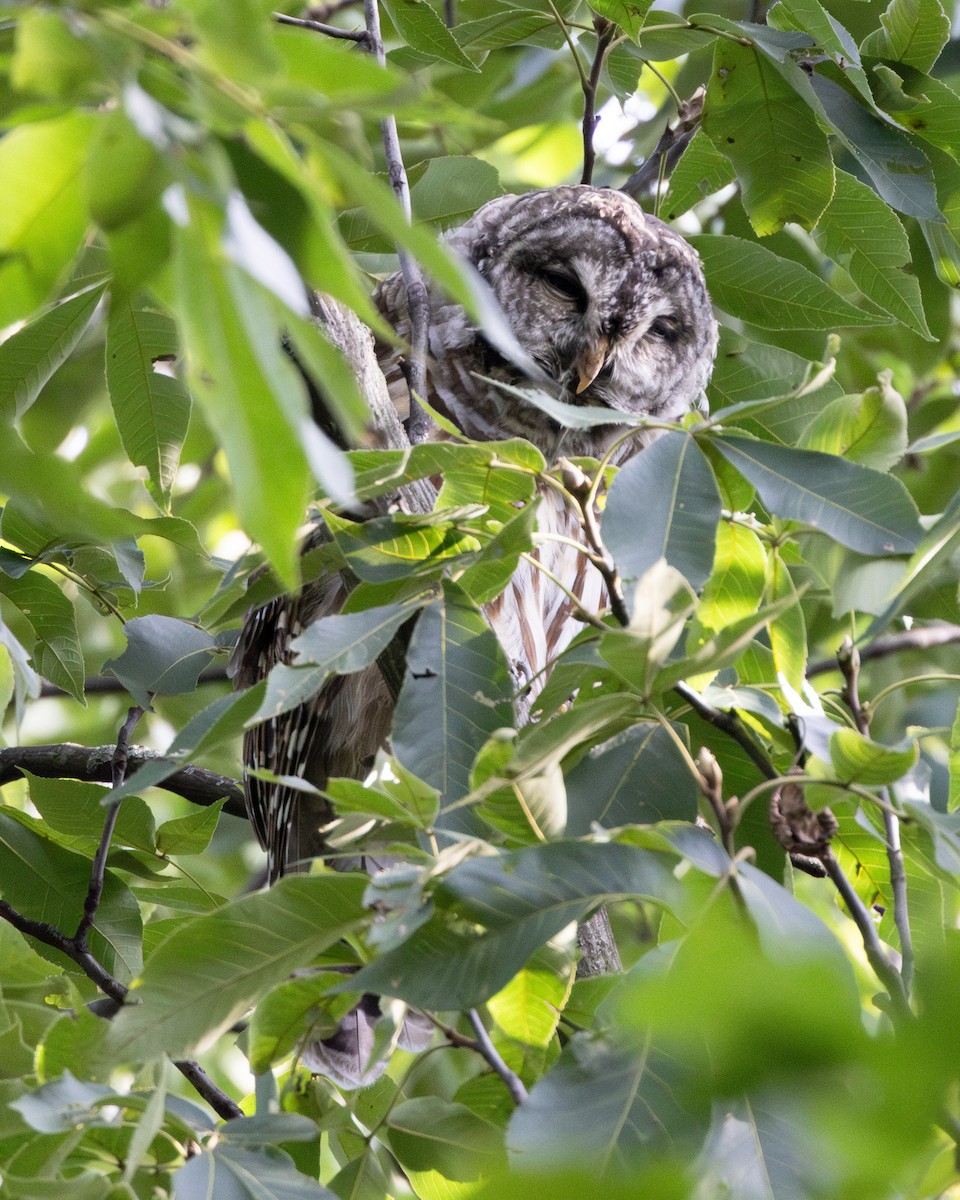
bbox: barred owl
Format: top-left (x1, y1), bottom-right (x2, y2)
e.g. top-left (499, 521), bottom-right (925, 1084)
top-left (234, 185), bottom-right (717, 1086)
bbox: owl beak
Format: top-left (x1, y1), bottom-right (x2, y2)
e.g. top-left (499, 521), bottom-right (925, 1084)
top-left (575, 337), bottom-right (609, 395)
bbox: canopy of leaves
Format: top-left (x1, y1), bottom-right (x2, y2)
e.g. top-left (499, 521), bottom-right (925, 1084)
top-left (1, 1), bottom-right (960, 1198)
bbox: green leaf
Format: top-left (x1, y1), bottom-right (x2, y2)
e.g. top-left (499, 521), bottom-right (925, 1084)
top-left (507, 1034), bottom-right (698, 1167)
top-left (102, 615), bottom-right (217, 706)
top-left (590, 0), bottom-right (655, 39)
top-left (382, 0), bottom-right (479, 70)
top-left (690, 521), bottom-right (766, 643)
top-left (767, 551), bottom-right (806, 692)
top-left (171, 192), bottom-right (315, 587)
top-left (564, 722), bottom-right (699, 833)
top-left (829, 728), bottom-right (919, 786)
top-left (871, 64), bottom-right (960, 162)
top-left (84, 108), bottom-right (168, 233)
top-left (603, 432), bottom-right (721, 594)
top-left (0, 811), bottom-right (142, 982)
top-left (454, 9), bottom-right (566, 52)
top-left (106, 874), bottom-right (366, 1065)
top-left (814, 169), bottom-right (932, 339)
top-left (348, 842), bottom-right (684, 1009)
top-left (0, 281), bottom-right (107, 424)
top-left (860, 0), bottom-right (950, 72)
top-left (801, 374), bottom-right (908, 471)
top-left (173, 1144), bottom-right (338, 1199)
top-left (689, 236), bottom-right (887, 331)
top-left (385, 1097), bottom-right (504, 1181)
top-left (392, 581), bottom-right (514, 822)
top-left (807, 72), bottom-right (942, 221)
top-left (0, 569), bottom-right (85, 702)
top-left (659, 129), bottom-right (736, 222)
top-left (11, 9), bottom-right (102, 99)
top-left (27, 776), bottom-right (156, 853)
top-left (0, 112), bottom-right (95, 326)
top-left (949, 697), bottom-right (960, 812)
top-left (155, 799), bottom-right (226, 856)
top-left (248, 972), bottom-right (347, 1073)
top-left (696, 1097), bottom-right (814, 1200)
top-left (488, 958), bottom-right (571, 1047)
top-left (599, 562), bottom-right (698, 697)
top-left (105, 300), bottom-right (192, 508)
top-left (703, 39), bottom-right (834, 234)
top-left (708, 433), bottom-right (922, 554)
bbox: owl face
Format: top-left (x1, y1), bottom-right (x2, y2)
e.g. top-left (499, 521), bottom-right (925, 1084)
top-left (447, 186), bottom-right (717, 456)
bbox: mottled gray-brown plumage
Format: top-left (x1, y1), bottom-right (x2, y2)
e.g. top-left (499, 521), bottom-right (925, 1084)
top-left (234, 185), bottom-right (717, 1086)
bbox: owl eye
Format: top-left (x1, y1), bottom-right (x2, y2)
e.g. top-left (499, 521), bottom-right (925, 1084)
top-left (649, 316), bottom-right (681, 343)
top-left (540, 269), bottom-right (587, 309)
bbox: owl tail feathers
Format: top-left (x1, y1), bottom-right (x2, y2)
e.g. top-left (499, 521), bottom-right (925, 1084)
top-left (301, 994), bottom-right (434, 1090)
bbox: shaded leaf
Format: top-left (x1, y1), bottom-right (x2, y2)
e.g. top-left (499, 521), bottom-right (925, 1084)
top-left (107, 874), bottom-right (366, 1065)
top-left (860, 0), bottom-right (950, 73)
top-left (709, 433), bottom-right (922, 554)
top-left (689, 235), bottom-right (886, 330)
top-left (0, 281), bottom-right (107, 423)
top-left (392, 581), bottom-right (514, 822)
top-left (507, 1034), bottom-right (699, 1168)
top-left (105, 300), bottom-right (191, 508)
top-left (102, 615), bottom-right (217, 706)
top-left (814, 169), bottom-right (931, 339)
top-left (348, 841), bottom-right (684, 1009)
top-left (603, 432), bottom-right (721, 594)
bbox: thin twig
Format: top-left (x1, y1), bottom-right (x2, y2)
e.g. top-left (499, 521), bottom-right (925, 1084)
top-left (74, 706), bottom-right (144, 946)
top-left (274, 11), bottom-right (369, 43)
top-left (0, 898), bottom-right (242, 1118)
top-left (837, 640), bottom-right (914, 994)
top-left (467, 1009), bottom-right (528, 1104)
top-left (673, 681), bottom-right (779, 781)
top-left (808, 622), bottom-right (960, 677)
top-left (40, 664), bottom-right (230, 698)
top-left (0, 744), bottom-right (246, 818)
top-left (581, 17), bottom-right (618, 185)
top-left (821, 851), bottom-right (910, 1022)
top-left (362, 0), bottom-right (432, 444)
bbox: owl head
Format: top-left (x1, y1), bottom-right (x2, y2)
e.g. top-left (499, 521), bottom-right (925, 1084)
top-left (444, 185), bottom-right (717, 456)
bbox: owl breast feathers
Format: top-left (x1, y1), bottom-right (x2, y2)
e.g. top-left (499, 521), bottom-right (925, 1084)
top-left (375, 184), bottom-right (717, 461)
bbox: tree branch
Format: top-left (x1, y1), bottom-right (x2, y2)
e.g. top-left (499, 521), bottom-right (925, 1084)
top-left (467, 1008), bottom-right (528, 1104)
top-left (74, 706), bottom-right (144, 946)
top-left (580, 17), bottom-right (618, 185)
top-left (274, 11), bottom-right (370, 44)
top-left (837, 640), bottom-right (914, 994)
top-left (808, 622), bottom-right (960, 677)
top-left (0, 744), bottom-right (246, 818)
top-left (821, 850), bottom-right (910, 1022)
top-left (0, 899), bottom-right (242, 1118)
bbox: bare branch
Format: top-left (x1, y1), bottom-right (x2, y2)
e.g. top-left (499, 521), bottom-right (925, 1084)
top-left (274, 11), bottom-right (369, 43)
top-left (74, 706), bottom-right (145, 946)
top-left (808, 622), bottom-right (960, 677)
top-left (0, 896), bottom-right (242, 1118)
top-left (581, 17), bottom-right (618, 185)
top-left (836, 639), bottom-right (914, 994)
top-left (0, 744), bottom-right (246, 818)
top-left (467, 1009), bottom-right (528, 1104)
top-left (821, 850), bottom-right (910, 1022)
